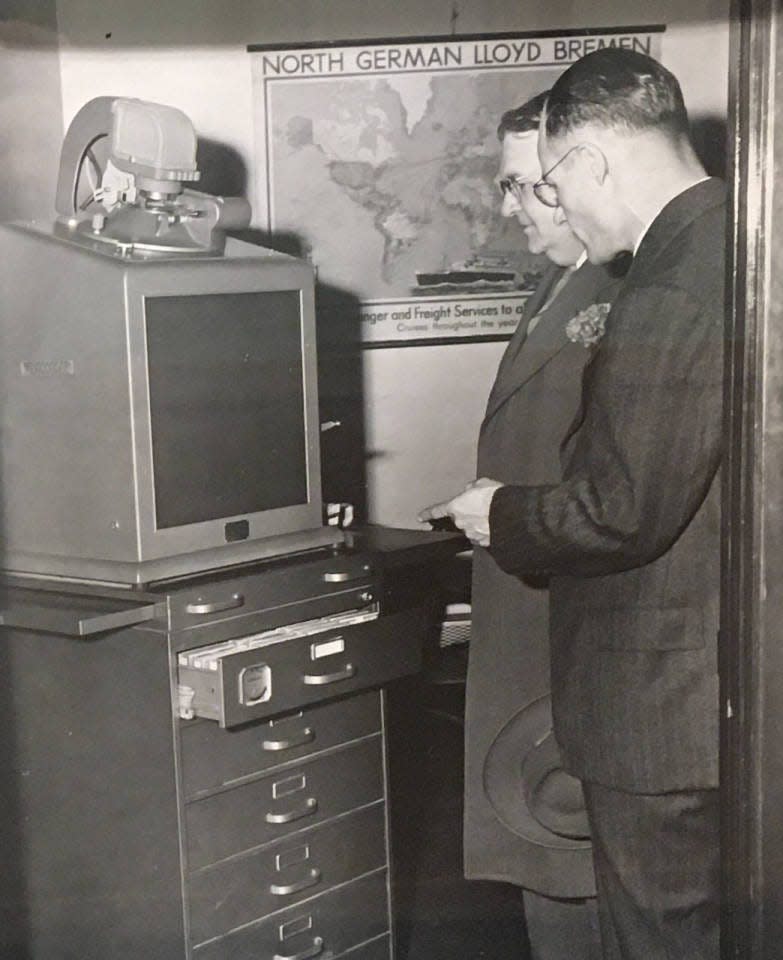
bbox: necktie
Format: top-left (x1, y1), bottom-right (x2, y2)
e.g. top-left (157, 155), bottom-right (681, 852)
top-left (526, 265), bottom-right (575, 336)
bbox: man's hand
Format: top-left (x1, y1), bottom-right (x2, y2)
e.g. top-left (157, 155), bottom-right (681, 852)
top-left (419, 478), bottom-right (504, 546)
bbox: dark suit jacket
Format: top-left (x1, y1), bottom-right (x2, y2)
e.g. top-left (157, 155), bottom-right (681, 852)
top-left (465, 259), bottom-right (621, 890)
top-left (487, 179), bottom-right (726, 793)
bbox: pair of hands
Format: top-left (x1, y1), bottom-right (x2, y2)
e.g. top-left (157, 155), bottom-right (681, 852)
top-left (419, 477), bottom-right (503, 547)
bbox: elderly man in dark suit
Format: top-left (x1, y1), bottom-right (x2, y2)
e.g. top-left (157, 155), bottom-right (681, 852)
top-left (422, 49), bottom-right (724, 960)
top-left (456, 92), bottom-right (624, 960)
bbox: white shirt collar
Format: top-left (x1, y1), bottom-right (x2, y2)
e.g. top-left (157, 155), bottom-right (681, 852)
top-left (575, 250), bottom-right (588, 269)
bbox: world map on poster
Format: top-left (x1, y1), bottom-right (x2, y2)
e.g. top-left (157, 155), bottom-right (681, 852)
top-left (251, 31), bottom-right (664, 342)
top-left (269, 72), bottom-right (549, 303)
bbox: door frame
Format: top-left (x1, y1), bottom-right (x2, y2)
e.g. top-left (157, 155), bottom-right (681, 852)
top-left (721, 2), bottom-right (783, 957)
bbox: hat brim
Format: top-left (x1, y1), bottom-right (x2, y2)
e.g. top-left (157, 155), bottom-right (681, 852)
top-left (483, 694), bottom-right (592, 848)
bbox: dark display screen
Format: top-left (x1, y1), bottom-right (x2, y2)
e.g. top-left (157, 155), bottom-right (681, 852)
top-left (145, 291), bottom-right (308, 529)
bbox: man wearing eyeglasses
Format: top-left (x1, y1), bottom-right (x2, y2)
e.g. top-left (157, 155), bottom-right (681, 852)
top-left (422, 49), bottom-right (723, 960)
top-left (430, 92), bottom-right (624, 960)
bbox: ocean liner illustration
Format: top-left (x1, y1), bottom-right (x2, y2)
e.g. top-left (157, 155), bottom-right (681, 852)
top-left (414, 254), bottom-right (541, 295)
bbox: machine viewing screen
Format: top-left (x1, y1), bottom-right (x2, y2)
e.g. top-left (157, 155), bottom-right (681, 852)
top-left (145, 291), bottom-right (308, 529)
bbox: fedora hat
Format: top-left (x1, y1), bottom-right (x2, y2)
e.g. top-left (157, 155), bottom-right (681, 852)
top-left (482, 693), bottom-right (596, 897)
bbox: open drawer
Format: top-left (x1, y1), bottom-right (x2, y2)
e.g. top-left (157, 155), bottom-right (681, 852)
top-left (177, 605), bottom-right (426, 727)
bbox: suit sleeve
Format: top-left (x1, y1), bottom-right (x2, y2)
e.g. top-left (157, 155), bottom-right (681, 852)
top-left (487, 283), bottom-right (723, 578)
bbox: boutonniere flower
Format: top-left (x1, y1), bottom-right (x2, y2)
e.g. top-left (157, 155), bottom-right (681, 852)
top-left (565, 302), bottom-right (612, 348)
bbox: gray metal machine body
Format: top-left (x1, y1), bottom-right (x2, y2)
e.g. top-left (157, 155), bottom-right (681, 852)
top-left (0, 96), bottom-right (339, 584)
top-left (0, 225), bottom-right (337, 584)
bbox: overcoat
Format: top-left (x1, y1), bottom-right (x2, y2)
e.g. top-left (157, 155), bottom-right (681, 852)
top-left (464, 259), bottom-right (622, 893)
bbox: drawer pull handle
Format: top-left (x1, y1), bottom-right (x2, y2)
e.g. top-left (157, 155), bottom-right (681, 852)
top-left (262, 727), bottom-right (314, 752)
top-left (322, 571), bottom-right (361, 582)
top-left (270, 867), bottom-right (322, 897)
top-left (302, 663), bottom-right (355, 686)
top-left (185, 593), bottom-right (245, 615)
top-left (265, 797), bottom-right (318, 825)
top-left (274, 937), bottom-right (324, 960)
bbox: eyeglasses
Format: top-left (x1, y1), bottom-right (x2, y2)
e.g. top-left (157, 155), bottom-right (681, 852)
top-left (533, 144), bottom-right (584, 208)
top-left (497, 175), bottom-right (530, 199)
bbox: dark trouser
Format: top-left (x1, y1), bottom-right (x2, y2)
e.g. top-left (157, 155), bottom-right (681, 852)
top-left (581, 781), bottom-right (720, 960)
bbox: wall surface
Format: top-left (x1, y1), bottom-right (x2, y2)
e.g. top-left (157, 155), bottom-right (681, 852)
top-left (1, 3), bottom-right (62, 221)
top-left (47, 0), bottom-right (731, 527)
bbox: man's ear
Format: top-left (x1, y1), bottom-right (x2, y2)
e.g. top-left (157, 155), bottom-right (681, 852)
top-left (579, 143), bottom-right (609, 185)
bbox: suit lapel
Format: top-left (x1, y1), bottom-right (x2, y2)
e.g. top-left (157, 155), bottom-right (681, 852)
top-left (483, 261), bottom-right (609, 424)
top-left (522, 263), bottom-right (566, 319)
top-left (484, 264), bottom-right (563, 416)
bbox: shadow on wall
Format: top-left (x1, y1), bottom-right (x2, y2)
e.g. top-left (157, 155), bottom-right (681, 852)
top-left (315, 283), bottom-right (368, 523)
top-left (196, 138), bottom-right (248, 199)
top-left (0, 17), bottom-right (63, 222)
top-left (692, 114), bottom-right (728, 178)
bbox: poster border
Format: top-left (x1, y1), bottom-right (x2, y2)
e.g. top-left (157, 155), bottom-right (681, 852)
top-left (247, 24), bottom-right (666, 54)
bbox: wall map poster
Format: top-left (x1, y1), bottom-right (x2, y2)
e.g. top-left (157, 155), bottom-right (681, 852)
top-left (249, 27), bottom-right (663, 345)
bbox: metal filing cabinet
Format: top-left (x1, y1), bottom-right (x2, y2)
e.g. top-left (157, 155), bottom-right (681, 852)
top-left (0, 528), bottom-right (457, 960)
top-left (183, 695), bottom-right (391, 957)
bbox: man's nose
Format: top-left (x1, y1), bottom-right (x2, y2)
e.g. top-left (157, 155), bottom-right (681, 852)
top-left (500, 191), bottom-right (520, 218)
top-left (553, 205), bottom-right (568, 226)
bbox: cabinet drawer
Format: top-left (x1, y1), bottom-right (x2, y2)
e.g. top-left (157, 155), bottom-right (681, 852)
top-left (337, 935), bottom-right (391, 960)
top-left (185, 736), bottom-right (384, 869)
top-left (178, 608), bottom-right (425, 728)
top-left (168, 555), bottom-right (374, 632)
top-left (180, 691), bottom-right (382, 800)
top-left (189, 803), bottom-right (387, 944)
top-left (193, 869), bottom-right (389, 960)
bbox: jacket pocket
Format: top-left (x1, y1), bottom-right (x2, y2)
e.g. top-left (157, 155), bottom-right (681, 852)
top-left (590, 606), bottom-right (705, 652)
